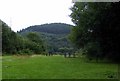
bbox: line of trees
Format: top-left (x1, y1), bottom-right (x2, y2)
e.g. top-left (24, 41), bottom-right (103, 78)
top-left (0, 20), bottom-right (2, 54)
top-left (2, 21), bottom-right (46, 55)
top-left (18, 23), bottom-right (74, 54)
top-left (69, 2), bottom-right (120, 62)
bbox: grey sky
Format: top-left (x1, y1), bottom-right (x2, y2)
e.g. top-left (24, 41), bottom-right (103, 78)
top-left (0, 0), bottom-right (74, 32)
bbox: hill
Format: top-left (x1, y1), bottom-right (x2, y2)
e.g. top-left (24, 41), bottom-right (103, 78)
top-left (18, 23), bottom-right (74, 54)
top-left (18, 23), bottom-right (73, 34)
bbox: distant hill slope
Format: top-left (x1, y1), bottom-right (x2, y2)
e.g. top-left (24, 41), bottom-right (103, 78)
top-left (18, 23), bottom-right (73, 34)
top-left (18, 23), bottom-right (74, 53)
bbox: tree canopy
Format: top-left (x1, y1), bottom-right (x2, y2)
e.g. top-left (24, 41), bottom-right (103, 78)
top-left (69, 2), bottom-right (120, 62)
top-left (2, 20), bottom-right (45, 55)
top-left (18, 23), bottom-right (74, 54)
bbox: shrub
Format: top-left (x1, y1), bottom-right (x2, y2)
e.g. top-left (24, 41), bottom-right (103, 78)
top-left (18, 49), bottom-right (33, 55)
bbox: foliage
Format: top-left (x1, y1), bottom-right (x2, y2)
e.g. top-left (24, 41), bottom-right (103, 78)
top-left (2, 21), bottom-right (17, 54)
top-left (18, 23), bottom-right (74, 54)
top-left (26, 32), bottom-right (42, 43)
top-left (25, 32), bottom-right (45, 54)
top-left (18, 23), bottom-right (73, 34)
top-left (84, 42), bottom-right (103, 62)
top-left (18, 49), bottom-right (33, 55)
top-left (2, 20), bottom-right (45, 55)
top-left (69, 2), bottom-right (120, 62)
top-left (59, 47), bottom-right (74, 54)
top-left (0, 20), bottom-right (2, 54)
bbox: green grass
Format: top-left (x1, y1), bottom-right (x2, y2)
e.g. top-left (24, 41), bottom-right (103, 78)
top-left (0, 56), bottom-right (2, 80)
top-left (2, 55), bottom-right (118, 79)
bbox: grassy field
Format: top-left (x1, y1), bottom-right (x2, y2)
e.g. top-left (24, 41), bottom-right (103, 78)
top-left (2, 55), bottom-right (118, 79)
top-left (0, 56), bottom-right (2, 80)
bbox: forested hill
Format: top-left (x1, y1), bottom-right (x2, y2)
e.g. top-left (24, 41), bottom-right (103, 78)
top-left (18, 23), bottom-right (74, 54)
top-left (18, 23), bottom-right (73, 34)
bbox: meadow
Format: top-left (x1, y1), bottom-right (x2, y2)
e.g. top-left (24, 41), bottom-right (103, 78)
top-left (2, 55), bottom-right (118, 79)
top-left (0, 56), bottom-right (2, 80)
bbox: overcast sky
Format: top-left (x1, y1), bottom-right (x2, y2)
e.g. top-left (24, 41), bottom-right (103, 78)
top-left (0, 0), bottom-right (74, 32)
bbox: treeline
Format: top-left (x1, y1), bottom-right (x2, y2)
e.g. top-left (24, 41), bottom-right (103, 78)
top-left (2, 21), bottom-right (45, 55)
top-left (1, 21), bottom-right (75, 55)
top-left (18, 23), bottom-right (75, 54)
top-left (18, 23), bottom-right (73, 34)
top-left (0, 20), bottom-right (2, 54)
top-left (69, 2), bottom-right (120, 62)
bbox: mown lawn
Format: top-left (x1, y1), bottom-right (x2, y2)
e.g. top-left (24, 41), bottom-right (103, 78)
top-left (2, 55), bottom-right (118, 79)
top-left (0, 56), bottom-right (2, 80)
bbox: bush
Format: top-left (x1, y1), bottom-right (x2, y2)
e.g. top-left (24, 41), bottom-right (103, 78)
top-left (84, 42), bottom-right (102, 62)
top-left (18, 49), bottom-right (33, 55)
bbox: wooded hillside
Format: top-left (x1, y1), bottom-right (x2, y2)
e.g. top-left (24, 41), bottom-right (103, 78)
top-left (18, 23), bottom-right (74, 54)
top-left (18, 23), bottom-right (73, 34)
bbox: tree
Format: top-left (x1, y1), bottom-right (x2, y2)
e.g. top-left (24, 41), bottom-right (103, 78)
top-left (2, 20), bottom-right (46, 55)
top-left (2, 22), bottom-right (18, 54)
top-left (26, 32), bottom-right (42, 43)
top-left (69, 2), bottom-right (120, 62)
top-left (26, 32), bottom-right (45, 54)
top-left (0, 20), bottom-right (2, 54)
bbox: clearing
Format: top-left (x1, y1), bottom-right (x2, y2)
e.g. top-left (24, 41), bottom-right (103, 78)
top-left (2, 55), bottom-right (118, 79)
